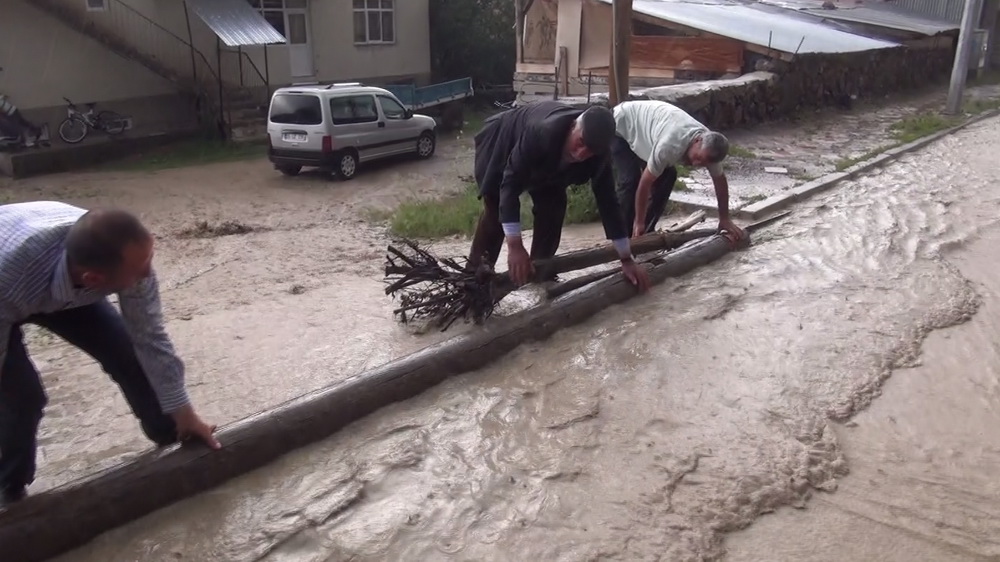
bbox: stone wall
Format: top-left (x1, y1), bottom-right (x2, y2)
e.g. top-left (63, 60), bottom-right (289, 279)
top-left (552, 44), bottom-right (956, 132)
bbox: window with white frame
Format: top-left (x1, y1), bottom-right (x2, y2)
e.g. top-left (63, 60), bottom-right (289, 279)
top-left (353, 0), bottom-right (395, 45)
top-left (85, 0), bottom-right (107, 11)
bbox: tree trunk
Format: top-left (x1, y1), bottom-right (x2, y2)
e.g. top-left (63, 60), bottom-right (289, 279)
top-left (491, 227), bottom-right (718, 299)
top-left (0, 234), bottom-right (739, 562)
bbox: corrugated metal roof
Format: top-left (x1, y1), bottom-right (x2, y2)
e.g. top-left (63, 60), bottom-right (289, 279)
top-left (760, 0), bottom-right (960, 35)
top-left (892, 0), bottom-right (966, 24)
top-left (188, 0), bottom-right (287, 47)
top-left (601, 0), bottom-right (901, 54)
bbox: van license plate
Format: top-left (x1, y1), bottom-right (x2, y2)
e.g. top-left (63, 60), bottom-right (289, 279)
top-left (283, 133), bottom-right (307, 143)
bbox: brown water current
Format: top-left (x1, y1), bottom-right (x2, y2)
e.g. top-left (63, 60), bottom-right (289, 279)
top-left (57, 117), bottom-right (1000, 561)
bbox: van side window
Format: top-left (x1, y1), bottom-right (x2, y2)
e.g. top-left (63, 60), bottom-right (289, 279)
top-left (269, 94), bottom-right (322, 125)
top-left (377, 95), bottom-right (407, 120)
top-left (330, 95), bottom-right (379, 125)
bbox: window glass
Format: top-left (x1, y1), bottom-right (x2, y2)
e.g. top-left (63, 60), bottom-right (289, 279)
top-left (330, 95), bottom-right (379, 125)
top-left (352, 12), bottom-right (367, 42)
top-left (262, 10), bottom-right (285, 36)
top-left (367, 11), bottom-right (381, 41)
top-left (378, 95), bottom-right (406, 119)
top-left (269, 94), bottom-right (322, 125)
top-left (380, 11), bottom-right (394, 42)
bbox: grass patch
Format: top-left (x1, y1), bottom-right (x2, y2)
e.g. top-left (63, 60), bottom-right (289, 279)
top-left (728, 145), bottom-right (757, 159)
top-left (674, 179), bottom-right (691, 192)
top-left (963, 96), bottom-right (1000, 114)
top-left (676, 164), bottom-right (692, 178)
top-left (888, 113), bottom-right (959, 144)
top-left (382, 183), bottom-right (603, 239)
top-left (101, 138), bottom-right (267, 172)
top-left (178, 220), bottom-right (267, 239)
top-left (743, 194), bottom-right (767, 204)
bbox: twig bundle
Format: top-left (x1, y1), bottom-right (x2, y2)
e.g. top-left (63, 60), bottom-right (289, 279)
top-left (383, 239), bottom-right (497, 330)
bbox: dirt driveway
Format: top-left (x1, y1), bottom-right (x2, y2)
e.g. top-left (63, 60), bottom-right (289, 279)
top-left (0, 136), bottom-right (480, 493)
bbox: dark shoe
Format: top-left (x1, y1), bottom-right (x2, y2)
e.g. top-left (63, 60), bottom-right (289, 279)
top-left (1, 486), bottom-right (26, 507)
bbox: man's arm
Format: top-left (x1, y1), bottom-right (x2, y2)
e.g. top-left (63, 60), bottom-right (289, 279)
top-left (119, 271), bottom-right (221, 448)
top-left (117, 270), bottom-right (189, 413)
top-left (497, 127), bottom-right (541, 238)
top-left (591, 159), bottom-right (652, 292)
top-left (707, 164), bottom-right (745, 242)
top-left (637, 140), bottom-right (681, 235)
top-left (632, 168), bottom-right (660, 236)
top-left (590, 157), bottom-right (632, 259)
top-left (707, 164), bottom-right (732, 220)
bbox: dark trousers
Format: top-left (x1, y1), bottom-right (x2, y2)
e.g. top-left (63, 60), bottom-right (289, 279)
top-left (467, 188), bottom-right (568, 272)
top-left (0, 300), bottom-right (177, 493)
top-left (611, 136), bottom-right (677, 234)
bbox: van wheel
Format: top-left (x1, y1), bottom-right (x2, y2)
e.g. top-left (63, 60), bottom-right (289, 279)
top-left (336, 151), bottom-right (358, 180)
top-left (277, 165), bottom-right (301, 177)
top-left (416, 132), bottom-right (436, 159)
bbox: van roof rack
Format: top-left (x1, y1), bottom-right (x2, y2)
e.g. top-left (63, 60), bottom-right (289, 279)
top-left (325, 82), bottom-right (363, 89)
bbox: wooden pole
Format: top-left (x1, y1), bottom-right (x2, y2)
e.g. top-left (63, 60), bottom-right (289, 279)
top-left (0, 234), bottom-right (742, 562)
top-left (609, 0), bottom-right (633, 106)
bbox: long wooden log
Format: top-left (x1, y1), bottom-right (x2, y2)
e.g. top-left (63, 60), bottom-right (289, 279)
top-left (0, 234), bottom-right (740, 562)
top-left (490, 227), bottom-right (718, 299)
top-left (544, 210), bottom-right (791, 299)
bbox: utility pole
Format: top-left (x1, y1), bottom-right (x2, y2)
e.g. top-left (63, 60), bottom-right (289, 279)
top-left (946, 0), bottom-right (984, 114)
top-left (608, 0), bottom-right (633, 107)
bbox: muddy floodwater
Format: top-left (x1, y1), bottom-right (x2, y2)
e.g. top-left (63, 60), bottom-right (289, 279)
top-left (53, 116), bottom-right (1000, 561)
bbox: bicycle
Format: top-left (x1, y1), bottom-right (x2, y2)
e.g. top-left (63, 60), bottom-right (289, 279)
top-left (57, 97), bottom-right (128, 144)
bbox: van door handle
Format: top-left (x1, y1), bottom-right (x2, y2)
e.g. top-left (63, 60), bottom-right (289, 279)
top-left (378, 122), bottom-right (385, 128)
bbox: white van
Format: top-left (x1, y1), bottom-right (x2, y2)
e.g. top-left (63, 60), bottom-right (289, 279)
top-left (265, 83), bottom-right (438, 180)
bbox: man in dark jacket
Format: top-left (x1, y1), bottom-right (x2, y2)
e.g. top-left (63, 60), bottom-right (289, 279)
top-left (469, 101), bottom-right (650, 291)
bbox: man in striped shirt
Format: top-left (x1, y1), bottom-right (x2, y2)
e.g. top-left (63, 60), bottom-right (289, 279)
top-left (0, 201), bottom-right (220, 506)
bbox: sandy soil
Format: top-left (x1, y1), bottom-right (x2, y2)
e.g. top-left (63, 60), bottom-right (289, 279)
top-left (51, 115), bottom-right (1000, 561)
top-left (2, 93), bottom-right (999, 562)
top-left (0, 138), bottom-right (483, 492)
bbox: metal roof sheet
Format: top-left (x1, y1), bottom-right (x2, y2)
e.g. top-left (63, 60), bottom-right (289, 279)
top-left (760, 0), bottom-right (960, 35)
top-left (188, 0), bottom-right (287, 47)
top-left (599, 0), bottom-right (901, 54)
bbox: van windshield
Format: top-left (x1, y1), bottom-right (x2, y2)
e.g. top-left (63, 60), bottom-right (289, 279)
top-left (269, 94), bottom-right (322, 125)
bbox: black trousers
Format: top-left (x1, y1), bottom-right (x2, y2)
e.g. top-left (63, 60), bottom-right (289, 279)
top-left (611, 136), bottom-right (678, 234)
top-left (467, 187), bottom-right (567, 273)
top-left (0, 300), bottom-right (177, 493)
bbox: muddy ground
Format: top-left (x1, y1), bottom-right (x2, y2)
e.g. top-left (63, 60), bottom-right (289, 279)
top-left (1, 85), bottom-right (998, 561)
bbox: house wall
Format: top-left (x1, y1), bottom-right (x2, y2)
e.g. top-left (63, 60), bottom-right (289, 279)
top-left (557, 45), bottom-right (956, 133)
top-left (1, 0), bottom-right (195, 137)
top-left (237, 0), bottom-right (431, 88)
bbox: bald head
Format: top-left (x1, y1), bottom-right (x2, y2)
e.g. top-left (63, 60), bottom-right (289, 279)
top-left (66, 209), bottom-right (153, 291)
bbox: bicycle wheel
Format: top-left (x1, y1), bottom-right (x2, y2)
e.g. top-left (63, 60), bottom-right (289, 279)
top-left (97, 111), bottom-right (127, 135)
top-left (58, 117), bottom-right (88, 144)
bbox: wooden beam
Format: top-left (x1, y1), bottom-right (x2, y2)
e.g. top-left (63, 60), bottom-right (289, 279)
top-left (0, 234), bottom-right (743, 562)
top-left (627, 9), bottom-right (794, 62)
top-left (631, 35), bottom-right (743, 73)
top-left (580, 65), bottom-right (676, 79)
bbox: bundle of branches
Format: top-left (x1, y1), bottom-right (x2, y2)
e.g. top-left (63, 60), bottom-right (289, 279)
top-left (383, 239), bottom-right (497, 330)
top-left (383, 212), bottom-right (716, 331)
